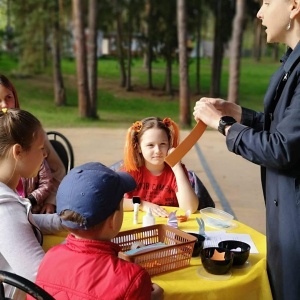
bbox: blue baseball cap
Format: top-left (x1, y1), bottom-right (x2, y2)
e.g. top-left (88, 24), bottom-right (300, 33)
top-left (56, 162), bottom-right (136, 229)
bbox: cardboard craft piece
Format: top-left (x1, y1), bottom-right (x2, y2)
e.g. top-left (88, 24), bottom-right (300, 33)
top-left (165, 121), bottom-right (207, 167)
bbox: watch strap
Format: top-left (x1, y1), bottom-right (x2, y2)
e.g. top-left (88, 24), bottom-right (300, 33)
top-left (218, 116), bottom-right (236, 136)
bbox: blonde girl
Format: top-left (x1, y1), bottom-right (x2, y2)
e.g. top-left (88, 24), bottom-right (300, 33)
top-left (0, 109), bottom-right (64, 299)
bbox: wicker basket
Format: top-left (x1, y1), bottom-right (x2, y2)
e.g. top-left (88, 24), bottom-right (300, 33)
top-left (112, 224), bottom-right (197, 276)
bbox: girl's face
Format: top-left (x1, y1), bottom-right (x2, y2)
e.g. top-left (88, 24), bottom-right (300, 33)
top-left (139, 128), bottom-right (170, 168)
top-left (257, 0), bottom-right (293, 46)
top-left (18, 128), bottom-right (47, 178)
top-left (0, 84), bottom-right (16, 109)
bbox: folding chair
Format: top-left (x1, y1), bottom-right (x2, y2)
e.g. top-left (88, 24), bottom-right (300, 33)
top-left (0, 270), bottom-right (54, 300)
top-left (109, 160), bottom-right (124, 171)
top-left (47, 131), bottom-right (75, 173)
top-left (188, 170), bottom-right (215, 210)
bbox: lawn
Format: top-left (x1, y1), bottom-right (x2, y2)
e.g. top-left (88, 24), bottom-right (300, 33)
top-left (0, 53), bottom-right (279, 128)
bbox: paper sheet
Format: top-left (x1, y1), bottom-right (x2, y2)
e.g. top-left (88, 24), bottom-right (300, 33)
top-left (186, 230), bottom-right (259, 254)
top-left (125, 242), bottom-right (167, 255)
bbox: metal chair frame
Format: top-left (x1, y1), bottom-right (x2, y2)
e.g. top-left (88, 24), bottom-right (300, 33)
top-left (47, 130), bottom-right (75, 173)
top-left (0, 270), bottom-right (54, 300)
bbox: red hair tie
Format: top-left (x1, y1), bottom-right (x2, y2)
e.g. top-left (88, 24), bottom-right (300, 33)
top-left (162, 117), bottom-right (172, 127)
top-left (132, 121), bottom-right (142, 132)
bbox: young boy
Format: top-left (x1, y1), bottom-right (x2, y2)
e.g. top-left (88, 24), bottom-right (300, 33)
top-left (32, 162), bottom-right (164, 300)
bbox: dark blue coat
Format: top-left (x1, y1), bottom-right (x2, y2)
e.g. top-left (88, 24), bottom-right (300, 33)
top-left (226, 42), bottom-right (300, 300)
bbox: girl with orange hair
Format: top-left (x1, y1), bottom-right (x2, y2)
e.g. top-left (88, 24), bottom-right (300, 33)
top-left (123, 117), bottom-right (198, 217)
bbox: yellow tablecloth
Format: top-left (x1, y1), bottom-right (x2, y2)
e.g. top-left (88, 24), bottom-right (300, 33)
top-left (43, 207), bottom-right (272, 300)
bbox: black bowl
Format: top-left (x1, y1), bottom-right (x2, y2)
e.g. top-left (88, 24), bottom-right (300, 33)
top-left (200, 247), bottom-right (234, 275)
top-left (218, 240), bottom-right (250, 266)
top-left (187, 233), bottom-right (205, 257)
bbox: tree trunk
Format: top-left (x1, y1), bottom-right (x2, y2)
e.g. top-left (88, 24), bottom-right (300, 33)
top-left (114, 0), bottom-right (127, 87)
top-left (42, 21), bottom-right (48, 69)
top-left (253, 18), bottom-right (262, 62)
top-left (6, 0), bottom-right (12, 51)
top-left (146, 0), bottom-right (153, 89)
top-left (126, 13), bottom-right (133, 91)
top-left (162, 2), bottom-right (175, 96)
top-left (228, 0), bottom-right (245, 104)
top-left (195, 2), bottom-right (202, 95)
top-left (73, 0), bottom-right (90, 117)
top-left (210, 0), bottom-right (223, 97)
top-left (87, 0), bottom-right (98, 118)
top-left (52, 0), bottom-right (66, 106)
top-left (165, 52), bottom-right (173, 96)
top-left (177, 0), bottom-right (190, 127)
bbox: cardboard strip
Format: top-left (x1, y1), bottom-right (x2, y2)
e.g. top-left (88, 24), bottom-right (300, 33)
top-left (165, 121), bottom-right (207, 167)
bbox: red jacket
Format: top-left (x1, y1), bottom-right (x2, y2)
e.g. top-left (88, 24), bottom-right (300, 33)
top-left (32, 234), bottom-right (153, 300)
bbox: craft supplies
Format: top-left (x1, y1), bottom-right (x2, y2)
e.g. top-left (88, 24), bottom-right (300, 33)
top-left (142, 207), bottom-right (155, 227)
top-left (132, 196), bottom-right (141, 224)
top-left (112, 224), bottom-right (196, 276)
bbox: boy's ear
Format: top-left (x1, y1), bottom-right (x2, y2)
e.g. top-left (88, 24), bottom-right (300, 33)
top-left (110, 210), bottom-right (120, 230)
top-left (105, 210), bottom-right (117, 230)
top-left (12, 144), bottom-right (23, 160)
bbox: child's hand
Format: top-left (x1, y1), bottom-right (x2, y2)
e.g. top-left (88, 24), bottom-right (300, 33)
top-left (141, 201), bottom-right (169, 217)
top-left (151, 283), bottom-right (164, 300)
top-left (31, 204), bottom-right (42, 214)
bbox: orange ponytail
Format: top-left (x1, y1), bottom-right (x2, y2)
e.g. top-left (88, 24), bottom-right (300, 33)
top-left (123, 125), bottom-right (143, 172)
top-left (164, 118), bottom-right (179, 148)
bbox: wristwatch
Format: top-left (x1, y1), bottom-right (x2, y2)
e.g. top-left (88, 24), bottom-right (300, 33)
top-left (218, 116), bottom-right (237, 136)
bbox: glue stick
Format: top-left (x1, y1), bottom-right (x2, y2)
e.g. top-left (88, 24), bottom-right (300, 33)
top-left (133, 196), bottom-right (141, 224)
top-left (143, 207), bottom-right (155, 227)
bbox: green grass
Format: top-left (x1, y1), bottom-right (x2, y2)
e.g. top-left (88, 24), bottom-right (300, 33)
top-left (0, 53), bottom-right (279, 128)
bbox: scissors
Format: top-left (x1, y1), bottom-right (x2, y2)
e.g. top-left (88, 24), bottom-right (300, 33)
top-left (196, 217), bottom-right (209, 239)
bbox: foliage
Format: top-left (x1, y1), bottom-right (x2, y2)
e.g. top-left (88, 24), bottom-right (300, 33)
top-left (1, 53), bottom-right (279, 128)
top-left (208, 0), bottom-right (235, 44)
top-left (0, 0), bottom-right (276, 125)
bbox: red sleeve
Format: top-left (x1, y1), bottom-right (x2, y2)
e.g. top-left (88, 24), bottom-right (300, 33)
top-left (124, 269), bottom-right (152, 300)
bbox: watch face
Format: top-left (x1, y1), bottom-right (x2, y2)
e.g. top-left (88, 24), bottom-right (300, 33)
top-left (220, 116), bottom-right (236, 124)
top-left (218, 116), bottom-right (236, 136)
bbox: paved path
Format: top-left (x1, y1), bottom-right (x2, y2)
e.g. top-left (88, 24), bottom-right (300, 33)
top-left (49, 128), bottom-right (266, 234)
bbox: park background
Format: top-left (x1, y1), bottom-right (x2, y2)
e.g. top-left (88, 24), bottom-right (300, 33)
top-left (0, 0), bottom-right (286, 234)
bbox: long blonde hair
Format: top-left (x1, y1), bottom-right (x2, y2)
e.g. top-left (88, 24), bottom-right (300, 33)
top-left (123, 117), bottom-right (179, 172)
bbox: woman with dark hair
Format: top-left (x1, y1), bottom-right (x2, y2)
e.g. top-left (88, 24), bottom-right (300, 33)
top-left (0, 74), bottom-right (65, 213)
